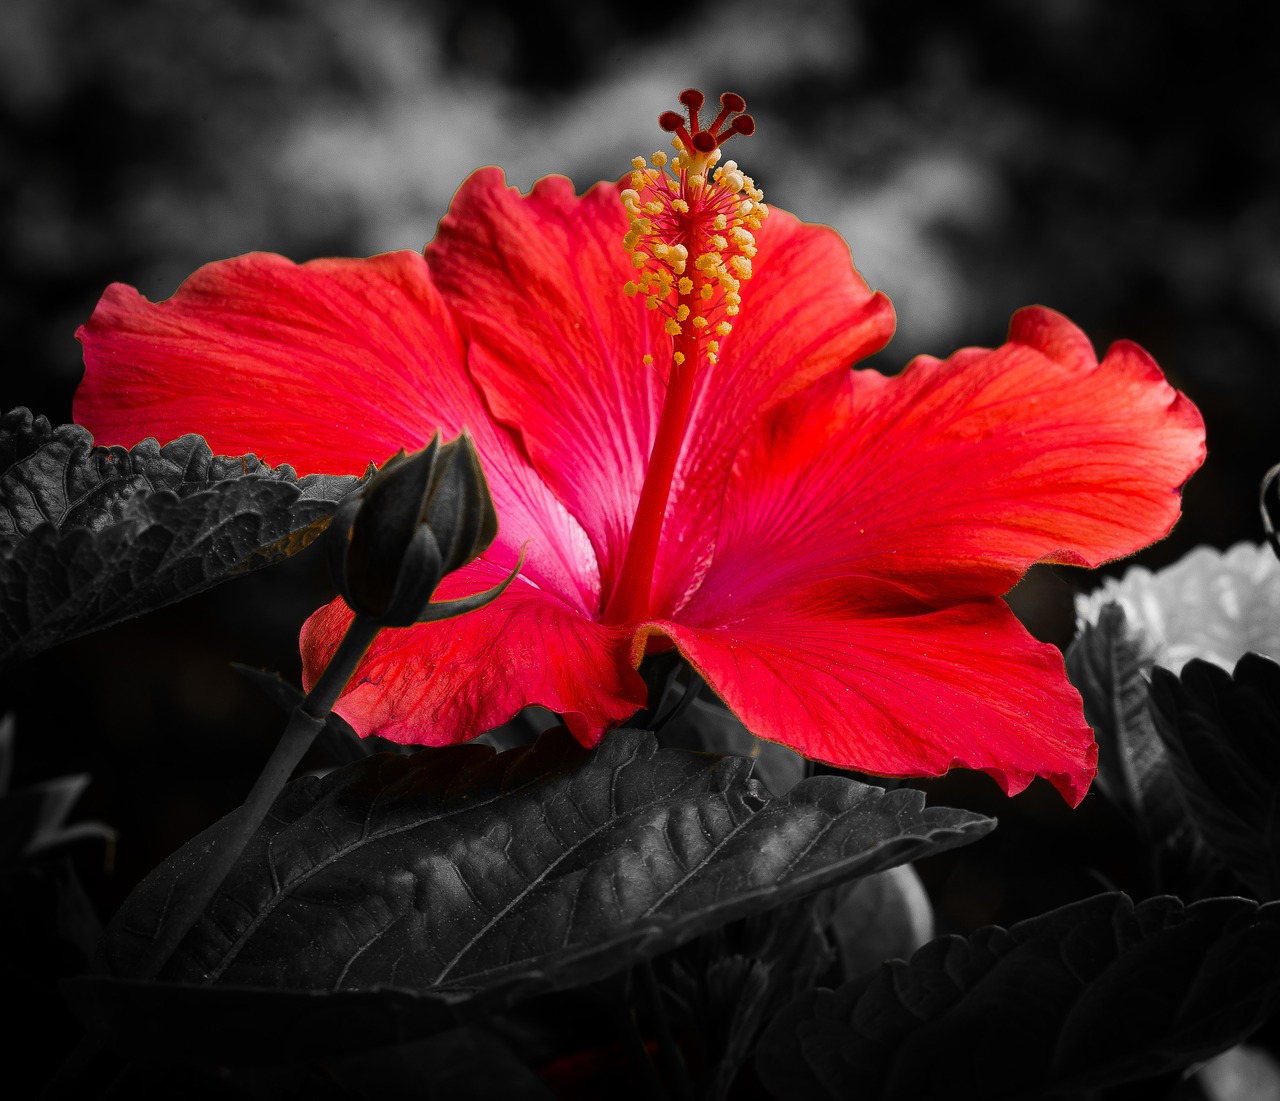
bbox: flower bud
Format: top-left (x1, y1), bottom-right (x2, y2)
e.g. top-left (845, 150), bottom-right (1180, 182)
top-left (326, 433), bottom-right (516, 627)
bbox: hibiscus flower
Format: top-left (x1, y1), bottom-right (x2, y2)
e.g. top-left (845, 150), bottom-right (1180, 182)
top-left (74, 91), bottom-right (1205, 805)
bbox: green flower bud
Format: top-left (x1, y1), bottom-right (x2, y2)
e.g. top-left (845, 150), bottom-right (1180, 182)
top-left (326, 433), bottom-right (517, 627)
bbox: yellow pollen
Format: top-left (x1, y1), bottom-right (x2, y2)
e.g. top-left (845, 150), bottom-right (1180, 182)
top-left (673, 351), bottom-right (686, 365)
top-left (621, 91), bottom-right (767, 366)
top-left (643, 354), bottom-right (654, 365)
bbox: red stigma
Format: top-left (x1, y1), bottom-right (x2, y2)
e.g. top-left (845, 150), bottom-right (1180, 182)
top-left (660, 89), bottom-right (755, 161)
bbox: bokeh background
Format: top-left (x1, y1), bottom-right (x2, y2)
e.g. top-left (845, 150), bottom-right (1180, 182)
top-left (3, 0), bottom-right (1278, 962)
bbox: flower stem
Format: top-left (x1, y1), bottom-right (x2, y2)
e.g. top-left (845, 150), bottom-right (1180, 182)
top-left (133, 613), bottom-right (382, 981)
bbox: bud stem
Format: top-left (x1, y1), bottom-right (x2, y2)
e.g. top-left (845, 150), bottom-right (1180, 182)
top-left (132, 612), bottom-right (383, 981)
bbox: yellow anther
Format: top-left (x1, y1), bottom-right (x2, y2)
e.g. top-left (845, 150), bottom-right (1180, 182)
top-left (622, 93), bottom-right (767, 366)
top-left (673, 351), bottom-right (686, 366)
top-left (643, 354), bottom-right (654, 365)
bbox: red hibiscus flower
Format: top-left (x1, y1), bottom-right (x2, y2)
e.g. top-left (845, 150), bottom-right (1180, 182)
top-left (74, 92), bottom-right (1204, 805)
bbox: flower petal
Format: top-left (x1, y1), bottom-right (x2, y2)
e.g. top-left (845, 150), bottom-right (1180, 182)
top-left (427, 170), bottom-right (895, 610)
top-left (426, 169), bottom-right (668, 602)
top-left (655, 586), bottom-right (1097, 804)
top-left (652, 209), bottom-right (895, 611)
top-left (301, 559), bottom-right (647, 747)
top-left (74, 250), bottom-right (599, 609)
top-left (688, 305), bottom-right (1205, 616)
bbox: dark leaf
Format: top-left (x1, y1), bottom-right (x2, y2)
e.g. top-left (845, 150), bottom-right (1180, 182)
top-left (1151, 655), bottom-right (1280, 899)
top-left (0, 713), bottom-right (115, 864)
top-left (1065, 602), bottom-right (1178, 836)
top-left (659, 893), bottom-right (842, 1101)
top-left (658, 695), bottom-right (807, 796)
top-left (756, 892), bottom-right (1280, 1100)
top-left (69, 727), bottom-right (991, 1065)
top-left (0, 410), bottom-right (365, 666)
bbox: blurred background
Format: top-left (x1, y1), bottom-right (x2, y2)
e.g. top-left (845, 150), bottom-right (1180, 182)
top-left (3, 0), bottom-right (1278, 954)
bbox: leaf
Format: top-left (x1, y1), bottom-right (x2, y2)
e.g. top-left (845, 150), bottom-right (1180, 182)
top-left (68, 727), bottom-right (992, 1065)
top-left (756, 892), bottom-right (1280, 1101)
top-left (0, 409), bottom-right (365, 667)
top-left (0, 714), bottom-right (115, 864)
top-left (658, 695), bottom-right (807, 796)
top-left (1151, 655), bottom-right (1280, 899)
top-left (658, 893), bottom-right (842, 1101)
top-left (1065, 602), bottom-right (1187, 842)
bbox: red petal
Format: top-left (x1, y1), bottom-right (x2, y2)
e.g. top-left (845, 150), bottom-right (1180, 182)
top-left (426, 170), bottom-right (894, 609)
top-left (75, 250), bottom-right (599, 609)
top-left (689, 305), bottom-right (1205, 616)
top-left (426, 169), bottom-right (668, 602)
top-left (656, 587), bottom-right (1097, 804)
top-left (301, 560), bottom-right (646, 747)
top-left (652, 209), bottom-right (895, 610)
